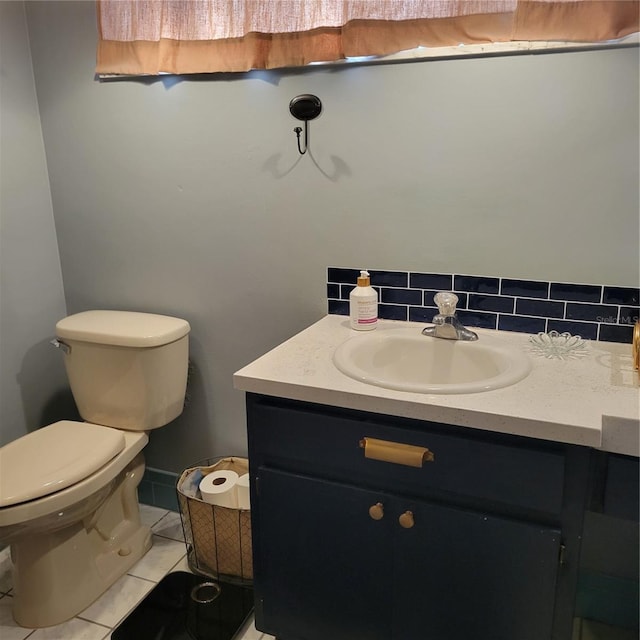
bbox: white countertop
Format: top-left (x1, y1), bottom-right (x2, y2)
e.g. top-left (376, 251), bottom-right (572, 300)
top-left (234, 315), bottom-right (640, 456)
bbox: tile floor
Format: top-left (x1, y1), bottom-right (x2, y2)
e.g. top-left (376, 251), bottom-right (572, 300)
top-left (0, 505), bottom-right (636, 640)
top-left (0, 505), bottom-right (273, 640)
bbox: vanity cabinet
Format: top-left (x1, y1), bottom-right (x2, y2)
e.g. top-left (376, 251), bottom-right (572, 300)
top-left (246, 394), bottom-right (592, 640)
top-left (577, 452), bottom-right (639, 629)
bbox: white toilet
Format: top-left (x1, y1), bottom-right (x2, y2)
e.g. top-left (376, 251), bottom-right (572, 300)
top-left (0, 310), bottom-right (190, 628)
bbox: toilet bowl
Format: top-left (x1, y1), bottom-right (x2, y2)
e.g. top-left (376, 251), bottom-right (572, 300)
top-left (0, 310), bottom-right (190, 628)
top-left (0, 423), bottom-right (149, 627)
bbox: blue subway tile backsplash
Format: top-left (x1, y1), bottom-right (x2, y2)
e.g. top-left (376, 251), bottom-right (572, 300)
top-left (328, 299), bottom-right (349, 315)
top-left (549, 282), bottom-right (602, 303)
top-left (565, 303), bottom-right (618, 323)
top-left (620, 306), bottom-right (640, 325)
top-left (409, 307), bottom-right (437, 323)
top-left (599, 324), bottom-right (634, 343)
top-left (327, 283), bottom-right (340, 299)
top-left (381, 287), bottom-right (422, 306)
top-left (468, 294), bottom-right (514, 314)
top-left (547, 320), bottom-right (599, 340)
top-left (370, 270), bottom-right (408, 288)
top-left (327, 268), bottom-right (637, 344)
top-left (458, 310), bottom-right (498, 329)
top-left (498, 314), bottom-right (547, 334)
top-left (379, 304), bottom-right (408, 321)
top-left (410, 273), bottom-right (453, 290)
top-left (603, 286), bottom-right (640, 306)
top-left (515, 298), bottom-right (564, 319)
top-left (328, 267), bottom-right (360, 283)
top-left (453, 275), bottom-right (500, 295)
top-left (501, 279), bottom-right (549, 299)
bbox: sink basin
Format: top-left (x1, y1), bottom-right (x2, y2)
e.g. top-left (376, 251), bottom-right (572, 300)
top-left (333, 327), bottom-right (531, 394)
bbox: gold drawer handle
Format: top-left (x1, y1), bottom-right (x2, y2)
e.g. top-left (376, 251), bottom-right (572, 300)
top-left (399, 511), bottom-right (415, 529)
top-left (359, 437), bottom-right (434, 468)
top-left (368, 503), bottom-right (384, 520)
top-left (633, 321), bottom-right (639, 371)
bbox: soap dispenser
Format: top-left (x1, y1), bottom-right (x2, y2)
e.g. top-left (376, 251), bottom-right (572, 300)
top-left (349, 270), bottom-right (378, 331)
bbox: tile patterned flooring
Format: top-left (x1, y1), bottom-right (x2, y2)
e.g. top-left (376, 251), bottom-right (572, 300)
top-left (0, 505), bottom-right (273, 640)
top-left (0, 504), bottom-right (635, 639)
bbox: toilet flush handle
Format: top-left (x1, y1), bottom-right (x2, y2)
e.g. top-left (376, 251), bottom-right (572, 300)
top-left (50, 338), bottom-right (71, 355)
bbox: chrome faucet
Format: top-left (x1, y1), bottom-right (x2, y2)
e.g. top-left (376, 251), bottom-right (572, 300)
top-left (421, 292), bottom-right (478, 341)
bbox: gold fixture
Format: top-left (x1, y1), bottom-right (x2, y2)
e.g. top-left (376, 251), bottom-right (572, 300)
top-left (359, 437), bottom-right (435, 468)
top-left (633, 321), bottom-right (640, 371)
top-left (399, 511), bottom-right (415, 529)
top-left (369, 503), bottom-right (384, 520)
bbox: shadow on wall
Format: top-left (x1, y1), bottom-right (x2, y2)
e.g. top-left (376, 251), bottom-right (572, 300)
top-left (144, 336), bottom-right (216, 473)
top-left (262, 151), bottom-right (351, 181)
top-left (18, 338), bottom-right (80, 432)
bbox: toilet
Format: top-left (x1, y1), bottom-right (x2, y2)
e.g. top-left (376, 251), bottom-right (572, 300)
top-left (0, 310), bottom-right (190, 628)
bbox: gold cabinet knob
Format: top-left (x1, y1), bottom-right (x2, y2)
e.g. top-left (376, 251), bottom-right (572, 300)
top-left (398, 510), bottom-right (415, 529)
top-left (368, 503), bottom-right (384, 520)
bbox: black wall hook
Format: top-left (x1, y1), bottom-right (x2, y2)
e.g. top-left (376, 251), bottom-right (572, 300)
top-left (289, 94), bottom-right (322, 155)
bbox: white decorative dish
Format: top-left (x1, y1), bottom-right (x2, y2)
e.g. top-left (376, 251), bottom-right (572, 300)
top-left (528, 331), bottom-right (589, 360)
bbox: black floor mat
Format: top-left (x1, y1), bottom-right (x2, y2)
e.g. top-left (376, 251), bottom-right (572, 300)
top-left (111, 572), bottom-right (254, 640)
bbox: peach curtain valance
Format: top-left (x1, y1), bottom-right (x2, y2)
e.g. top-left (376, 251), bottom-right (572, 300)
top-left (96, 0), bottom-right (640, 75)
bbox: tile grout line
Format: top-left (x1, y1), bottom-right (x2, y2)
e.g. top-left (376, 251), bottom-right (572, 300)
top-left (1, 507), bottom-right (270, 640)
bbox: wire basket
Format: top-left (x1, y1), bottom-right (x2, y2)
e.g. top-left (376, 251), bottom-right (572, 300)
top-left (176, 456), bottom-right (252, 585)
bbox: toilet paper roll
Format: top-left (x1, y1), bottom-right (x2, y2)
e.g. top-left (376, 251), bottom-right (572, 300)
top-left (199, 470), bottom-right (239, 508)
top-left (236, 473), bottom-right (251, 510)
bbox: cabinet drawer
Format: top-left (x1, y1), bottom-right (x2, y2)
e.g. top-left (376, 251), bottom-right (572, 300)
top-left (247, 395), bottom-right (566, 515)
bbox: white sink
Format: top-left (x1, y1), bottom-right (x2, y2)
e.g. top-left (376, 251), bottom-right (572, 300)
top-left (333, 327), bottom-right (532, 394)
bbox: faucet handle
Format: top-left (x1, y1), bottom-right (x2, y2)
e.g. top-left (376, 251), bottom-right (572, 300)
top-left (433, 292), bottom-right (458, 316)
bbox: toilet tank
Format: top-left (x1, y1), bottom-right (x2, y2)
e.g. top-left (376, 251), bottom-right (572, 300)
top-left (55, 311), bottom-right (190, 431)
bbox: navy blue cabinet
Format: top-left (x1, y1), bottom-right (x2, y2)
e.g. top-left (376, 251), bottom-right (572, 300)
top-left (256, 469), bottom-right (393, 640)
top-left (577, 452), bottom-right (639, 630)
top-left (246, 394), bottom-right (591, 640)
top-left (392, 497), bottom-right (560, 640)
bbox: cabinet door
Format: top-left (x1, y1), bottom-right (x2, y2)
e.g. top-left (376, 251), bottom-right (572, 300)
top-left (255, 467), bottom-right (393, 640)
top-left (254, 467), bottom-right (561, 640)
top-left (393, 500), bottom-right (561, 640)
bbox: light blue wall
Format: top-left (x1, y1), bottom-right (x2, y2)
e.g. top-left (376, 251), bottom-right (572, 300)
top-left (0, 1), bottom-right (69, 446)
top-left (19, 1), bottom-right (640, 471)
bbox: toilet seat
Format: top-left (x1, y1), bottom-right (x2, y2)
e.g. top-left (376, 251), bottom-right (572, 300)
top-left (0, 429), bottom-right (147, 532)
top-left (0, 421), bottom-right (125, 508)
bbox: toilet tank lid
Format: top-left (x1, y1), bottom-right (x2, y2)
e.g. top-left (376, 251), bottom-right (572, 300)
top-left (56, 310), bottom-right (190, 347)
top-left (0, 421), bottom-right (126, 508)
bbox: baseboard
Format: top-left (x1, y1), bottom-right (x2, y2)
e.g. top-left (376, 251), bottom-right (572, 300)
top-left (138, 467), bottom-right (180, 511)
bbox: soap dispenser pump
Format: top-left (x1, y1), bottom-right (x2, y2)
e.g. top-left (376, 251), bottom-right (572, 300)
top-left (349, 270), bottom-right (378, 331)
